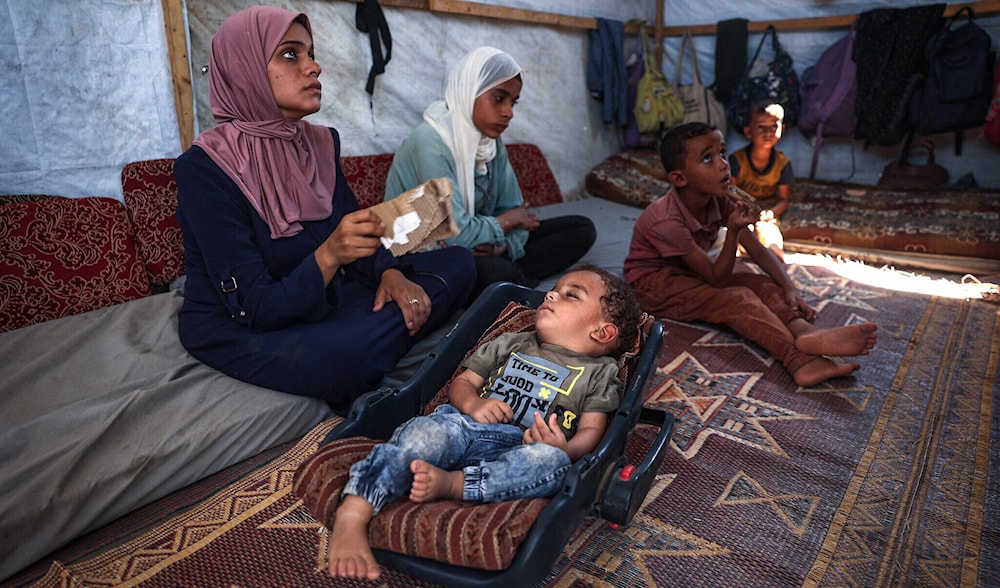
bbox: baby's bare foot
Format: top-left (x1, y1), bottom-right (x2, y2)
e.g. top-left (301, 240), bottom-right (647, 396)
top-left (410, 459), bottom-right (463, 503)
top-left (327, 496), bottom-right (380, 580)
top-left (793, 356), bottom-right (860, 388)
top-left (796, 323), bottom-right (877, 357)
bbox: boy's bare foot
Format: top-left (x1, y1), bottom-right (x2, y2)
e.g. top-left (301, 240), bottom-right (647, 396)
top-left (793, 356), bottom-right (860, 388)
top-left (795, 323), bottom-right (877, 357)
top-left (410, 459), bottom-right (463, 503)
top-left (327, 495), bottom-right (380, 580)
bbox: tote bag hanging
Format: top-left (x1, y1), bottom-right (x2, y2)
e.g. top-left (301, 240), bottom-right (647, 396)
top-left (634, 33), bottom-right (684, 133)
top-left (673, 28), bottom-right (727, 135)
top-left (726, 25), bottom-right (800, 130)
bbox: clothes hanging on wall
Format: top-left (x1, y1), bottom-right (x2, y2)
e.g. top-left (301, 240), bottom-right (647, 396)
top-left (356, 0), bottom-right (392, 97)
top-left (713, 18), bottom-right (748, 104)
top-left (852, 4), bottom-right (945, 147)
top-left (587, 17), bottom-right (628, 126)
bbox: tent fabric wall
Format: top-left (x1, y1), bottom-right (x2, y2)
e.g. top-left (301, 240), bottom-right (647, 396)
top-left (0, 1), bottom-right (182, 201)
top-left (185, 0), bottom-right (653, 200)
top-left (1, 0), bottom-right (998, 204)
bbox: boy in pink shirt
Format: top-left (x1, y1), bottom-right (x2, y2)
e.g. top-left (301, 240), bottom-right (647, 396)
top-left (624, 122), bottom-right (876, 388)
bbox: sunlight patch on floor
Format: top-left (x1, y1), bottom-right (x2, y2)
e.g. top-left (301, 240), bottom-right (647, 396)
top-left (786, 253), bottom-right (1000, 301)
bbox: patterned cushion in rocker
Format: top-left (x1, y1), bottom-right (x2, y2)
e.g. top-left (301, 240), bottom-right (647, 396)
top-left (293, 436), bottom-right (549, 570)
top-left (293, 302), bottom-right (653, 570)
top-left (121, 158), bottom-right (185, 288)
top-left (0, 197), bottom-right (151, 333)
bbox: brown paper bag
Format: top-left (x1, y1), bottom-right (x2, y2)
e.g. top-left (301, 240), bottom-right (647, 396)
top-left (368, 178), bottom-right (459, 256)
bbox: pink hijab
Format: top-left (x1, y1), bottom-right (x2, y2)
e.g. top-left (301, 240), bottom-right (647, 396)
top-left (194, 6), bottom-right (336, 239)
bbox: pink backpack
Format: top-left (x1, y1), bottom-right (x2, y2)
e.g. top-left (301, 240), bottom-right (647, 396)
top-left (798, 25), bottom-right (858, 178)
top-left (984, 58), bottom-right (1000, 146)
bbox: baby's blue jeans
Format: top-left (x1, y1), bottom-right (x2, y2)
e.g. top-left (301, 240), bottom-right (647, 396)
top-left (343, 404), bottom-right (572, 514)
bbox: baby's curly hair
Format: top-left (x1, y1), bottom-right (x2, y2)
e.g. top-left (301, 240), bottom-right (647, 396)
top-left (573, 263), bottom-right (643, 356)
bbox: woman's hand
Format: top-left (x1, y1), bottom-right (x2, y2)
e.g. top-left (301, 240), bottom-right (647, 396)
top-left (374, 268), bottom-right (431, 336)
top-left (496, 204), bottom-right (539, 233)
top-left (314, 209), bottom-right (385, 283)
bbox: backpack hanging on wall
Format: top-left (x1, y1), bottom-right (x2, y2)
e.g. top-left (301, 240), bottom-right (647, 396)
top-left (909, 6), bottom-right (995, 155)
top-left (798, 24), bottom-right (858, 179)
top-left (726, 25), bottom-right (800, 131)
top-left (633, 33), bottom-right (684, 134)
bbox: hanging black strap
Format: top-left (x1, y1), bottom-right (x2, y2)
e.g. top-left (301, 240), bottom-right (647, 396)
top-left (355, 0), bottom-right (392, 96)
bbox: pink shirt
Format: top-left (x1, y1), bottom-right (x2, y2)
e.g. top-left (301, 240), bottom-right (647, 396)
top-left (624, 186), bottom-right (734, 284)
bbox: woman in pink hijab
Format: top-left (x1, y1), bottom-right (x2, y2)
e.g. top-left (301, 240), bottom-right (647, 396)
top-left (174, 6), bottom-right (474, 412)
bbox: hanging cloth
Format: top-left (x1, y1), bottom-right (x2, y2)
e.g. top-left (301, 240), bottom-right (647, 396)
top-left (587, 18), bottom-right (628, 125)
top-left (713, 18), bottom-right (748, 104)
top-left (355, 0), bottom-right (392, 96)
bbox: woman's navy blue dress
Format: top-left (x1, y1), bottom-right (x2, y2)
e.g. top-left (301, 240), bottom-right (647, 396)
top-left (174, 128), bottom-right (475, 413)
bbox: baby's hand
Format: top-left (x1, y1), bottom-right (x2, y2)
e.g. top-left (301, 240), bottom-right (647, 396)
top-left (467, 397), bottom-right (513, 424)
top-left (522, 412), bottom-right (568, 452)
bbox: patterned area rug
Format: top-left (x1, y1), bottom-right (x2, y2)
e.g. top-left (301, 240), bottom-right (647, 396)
top-left (8, 258), bottom-right (999, 588)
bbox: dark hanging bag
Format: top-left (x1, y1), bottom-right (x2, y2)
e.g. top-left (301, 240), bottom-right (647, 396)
top-left (726, 25), bottom-right (801, 131)
top-left (909, 6), bottom-right (996, 154)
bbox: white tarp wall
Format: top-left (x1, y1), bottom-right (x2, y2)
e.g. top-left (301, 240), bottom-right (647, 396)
top-left (186, 0), bottom-right (652, 199)
top-left (2, 0), bottom-right (998, 203)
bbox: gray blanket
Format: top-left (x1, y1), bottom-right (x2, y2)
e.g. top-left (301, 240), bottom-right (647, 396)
top-left (0, 291), bottom-right (332, 580)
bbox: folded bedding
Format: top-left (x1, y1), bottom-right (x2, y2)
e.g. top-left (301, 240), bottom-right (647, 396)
top-left (0, 291), bottom-right (333, 580)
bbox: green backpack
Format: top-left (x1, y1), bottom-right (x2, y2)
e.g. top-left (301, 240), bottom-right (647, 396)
top-left (634, 34), bottom-right (684, 133)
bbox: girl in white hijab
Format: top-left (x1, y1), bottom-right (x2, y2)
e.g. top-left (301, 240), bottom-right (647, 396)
top-left (385, 47), bottom-right (596, 299)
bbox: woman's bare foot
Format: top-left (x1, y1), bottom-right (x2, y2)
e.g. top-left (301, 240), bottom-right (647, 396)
top-left (410, 459), bottom-right (463, 502)
top-left (795, 323), bottom-right (877, 357)
top-left (327, 495), bottom-right (380, 580)
top-left (792, 356), bottom-right (860, 387)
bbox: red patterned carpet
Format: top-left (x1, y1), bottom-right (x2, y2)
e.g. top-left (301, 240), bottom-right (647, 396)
top-left (8, 258), bottom-right (999, 588)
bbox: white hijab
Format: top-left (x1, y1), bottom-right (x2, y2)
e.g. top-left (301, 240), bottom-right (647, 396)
top-left (423, 47), bottom-right (523, 214)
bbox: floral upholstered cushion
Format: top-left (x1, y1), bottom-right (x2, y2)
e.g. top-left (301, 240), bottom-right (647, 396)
top-left (340, 152), bottom-right (396, 209)
top-left (782, 180), bottom-right (1000, 260)
top-left (506, 143), bottom-right (564, 206)
top-left (121, 159), bottom-right (185, 289)
top-left (584, 149), bottom-right (670, 209)
top-left (340, 144), bottom-right (562, 211)
top-left (0, 196), bottom-right (151, 333)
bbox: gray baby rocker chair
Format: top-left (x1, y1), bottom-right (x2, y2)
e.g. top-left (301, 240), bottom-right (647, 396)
top-left (294, 281), bottom-right (675, 587)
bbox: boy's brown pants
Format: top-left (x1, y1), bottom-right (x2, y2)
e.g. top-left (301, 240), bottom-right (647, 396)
top-left (632, 267), bottom-right (816, 375)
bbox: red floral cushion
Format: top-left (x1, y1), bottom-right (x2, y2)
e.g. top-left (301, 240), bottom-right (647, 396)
top-left (121, 159), bottom-right (185, 288)
top-left (340, 144), bottom-right (562, 210)
top-left (0, 197), bottom-right (151, 333)
top-left (506, 143), bottom-right (564, 206)
top-left (340, 152), bottom-right (395, 209)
